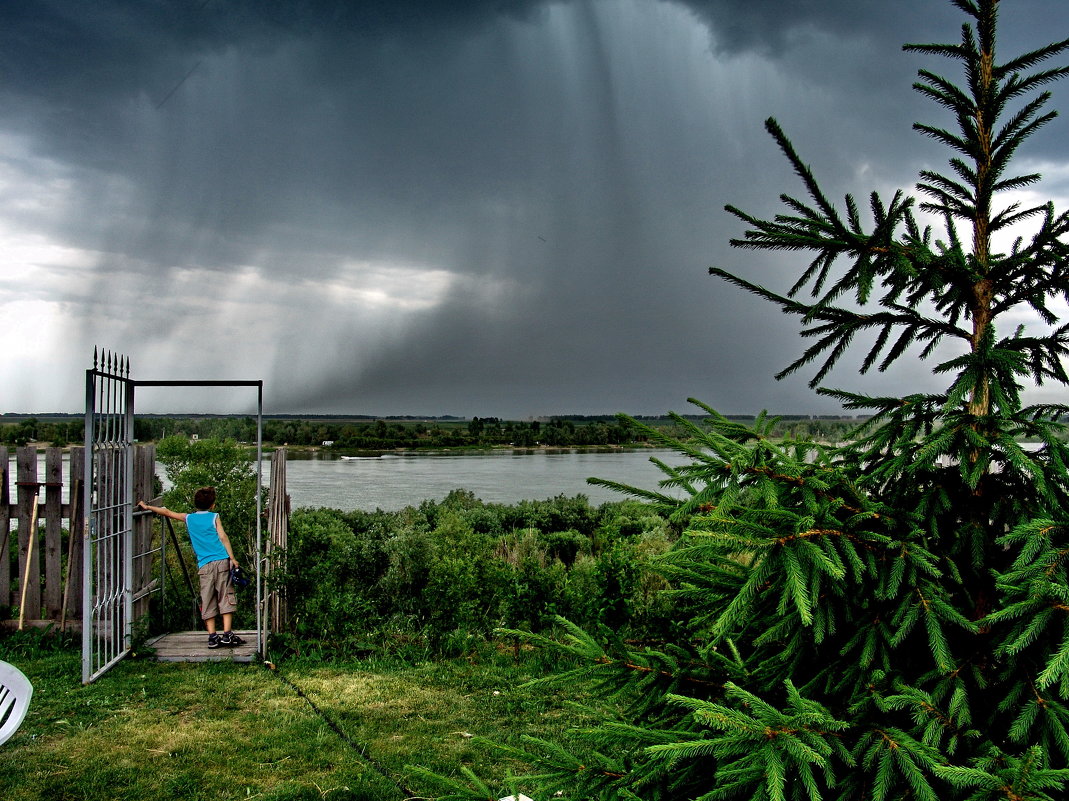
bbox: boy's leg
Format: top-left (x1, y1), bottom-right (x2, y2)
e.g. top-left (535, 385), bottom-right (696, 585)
top-left (206, 619), bottom-right (221, 648)
top-left (199, 560), bottom-right (228, 647)
top-left (220, 612), bottom-right (245, 646)
top-left (219, 571), bottom-right (242, 646)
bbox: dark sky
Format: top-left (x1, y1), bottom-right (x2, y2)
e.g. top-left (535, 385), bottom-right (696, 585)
top-left (3, 0), bottom-right (1068, 416)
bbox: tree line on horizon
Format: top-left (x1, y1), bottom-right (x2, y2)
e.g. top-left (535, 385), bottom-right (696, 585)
top-left (0, 413), bottom-right (868, 449)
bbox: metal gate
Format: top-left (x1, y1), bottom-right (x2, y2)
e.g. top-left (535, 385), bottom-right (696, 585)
top-left (82, 350), bottom-right (134, 684)
top-left (82, 350), bottom-right (266, 683)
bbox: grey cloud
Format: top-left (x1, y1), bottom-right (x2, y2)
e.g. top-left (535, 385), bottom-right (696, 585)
top-left (669, 0), bottom-right (1060, 56)
top-left (669, 0), bottom-right (958, 54)
top-left (2, 1), bottom-right (1067, 416)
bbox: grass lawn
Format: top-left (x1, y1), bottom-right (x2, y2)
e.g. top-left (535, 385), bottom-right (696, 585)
top-left (0, 637), bottom-right (603, 801)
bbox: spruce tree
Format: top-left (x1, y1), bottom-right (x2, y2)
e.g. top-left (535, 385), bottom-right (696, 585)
top-left (415, 2), bottom-right (1069, 799)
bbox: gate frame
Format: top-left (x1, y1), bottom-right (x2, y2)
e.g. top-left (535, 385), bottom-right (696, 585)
top-left (82, 354), bottom-right (264, 684)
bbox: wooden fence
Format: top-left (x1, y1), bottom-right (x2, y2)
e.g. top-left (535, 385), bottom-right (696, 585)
top-left (2, 446), bottom-right (84, 626)
top-left (265, 448), bottom-right (289, 634)
top-left (2, 444), bottom-right (290, 633)
top-left (0, 445), bottom-right (158, 630)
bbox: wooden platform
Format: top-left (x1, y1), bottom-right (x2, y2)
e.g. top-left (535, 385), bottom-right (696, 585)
top-left (145, 630), bottom-right (259, 663)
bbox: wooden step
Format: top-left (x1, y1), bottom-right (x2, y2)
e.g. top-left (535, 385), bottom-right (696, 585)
top-left (145, 630), bottom-right (259, 662)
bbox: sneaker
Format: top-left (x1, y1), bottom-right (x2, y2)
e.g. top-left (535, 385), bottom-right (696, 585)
top-left (207, 633), bottom-right (221, 649)
top-left (220, 631), bottom-right (244, 647)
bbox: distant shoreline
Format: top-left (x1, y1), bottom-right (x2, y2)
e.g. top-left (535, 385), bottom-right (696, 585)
top-left (0, 411), bottom-right (870, 422)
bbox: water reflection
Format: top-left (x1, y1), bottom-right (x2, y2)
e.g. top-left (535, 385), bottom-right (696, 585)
top-left (280, 448), bottom-right (683, 511)
top-left (8, 448), bottom-right (685, 512)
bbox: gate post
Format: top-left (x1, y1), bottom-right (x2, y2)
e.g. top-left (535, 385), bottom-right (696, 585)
top-left (82, 351), bottom-right (135, 684)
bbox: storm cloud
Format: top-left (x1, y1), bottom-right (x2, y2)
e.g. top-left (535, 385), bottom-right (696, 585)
top-left (2, 0), bottom-right (1068, 416)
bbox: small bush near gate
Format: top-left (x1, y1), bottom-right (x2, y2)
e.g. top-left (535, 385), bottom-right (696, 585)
top-left (272, 491), bottom-right (678, 655)
top-left (155, 435), bottom-right (261, 566)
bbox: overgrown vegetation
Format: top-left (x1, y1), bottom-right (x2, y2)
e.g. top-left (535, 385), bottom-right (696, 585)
top-left (274, 491), bottom-right (680, 658)
top-left (419, 2), bottom-right (1069, 799)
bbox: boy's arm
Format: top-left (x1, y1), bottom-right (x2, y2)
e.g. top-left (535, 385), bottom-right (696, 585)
top-left (137, 501), bottom-right (186, 522)
top-left (215, 516), bottom-right (239, 567)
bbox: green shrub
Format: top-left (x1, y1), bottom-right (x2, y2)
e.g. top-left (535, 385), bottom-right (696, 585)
top-left (380, 522), bottom-right (436, 619)
top-left (276, 508), bottom-right (391, 638)
top-left (537, 528), bottom-right (588, 565)
top-left (275, 495), bottom-right (678, 652)
top-left (156, 435), bottom-right (260, 564)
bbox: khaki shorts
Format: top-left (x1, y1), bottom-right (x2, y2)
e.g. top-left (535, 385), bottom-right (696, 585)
top-left (198, 558), bottom-right (237, 619)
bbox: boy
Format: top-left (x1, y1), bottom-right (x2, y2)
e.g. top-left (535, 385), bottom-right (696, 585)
top-left (138, 487), bottom-right (244, 648)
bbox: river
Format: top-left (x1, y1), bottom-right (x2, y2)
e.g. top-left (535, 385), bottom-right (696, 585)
top-left (9, 449), bottom-right (685, 511)
top-left (281, 449), bottom-right (683, 511)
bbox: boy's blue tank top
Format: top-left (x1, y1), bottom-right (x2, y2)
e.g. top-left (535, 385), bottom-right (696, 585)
top-left (186, 511), bottom-right (229, 568)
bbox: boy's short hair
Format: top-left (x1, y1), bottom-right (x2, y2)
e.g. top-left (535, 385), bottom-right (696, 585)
top-left (193, 486), bottom-right (216, 511)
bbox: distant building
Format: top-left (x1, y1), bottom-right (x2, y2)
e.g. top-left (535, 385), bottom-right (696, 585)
top-left (322, 440), bottom-right (334, 447)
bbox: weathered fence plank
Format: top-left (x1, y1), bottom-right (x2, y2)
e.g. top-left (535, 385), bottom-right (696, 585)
top-left (16, 447), bottom-right (41, 619)
top-left (266, 448), bottom-right (290, 634)
top-left (64, 448), bottom-right (85, 623)
top-left (44, 448), bottom-right (63, 618)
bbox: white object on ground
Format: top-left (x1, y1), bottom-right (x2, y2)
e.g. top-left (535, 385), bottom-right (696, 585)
top-left (0, 661), bottom-right (33, 746)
